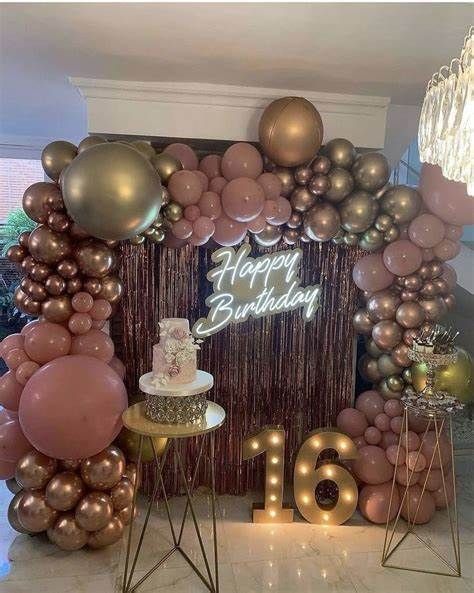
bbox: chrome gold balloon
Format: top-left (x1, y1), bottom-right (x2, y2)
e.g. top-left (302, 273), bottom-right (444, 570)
top-left (41, 141), bottom-right (77, 181)
top-left (339, 190), bottom-right (378, 233)
top-left (151, 152), bottom-right (183, 183)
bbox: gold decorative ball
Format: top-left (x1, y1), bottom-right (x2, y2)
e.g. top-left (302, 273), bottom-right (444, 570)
top-left (164, 202), bottom-right (183, 222)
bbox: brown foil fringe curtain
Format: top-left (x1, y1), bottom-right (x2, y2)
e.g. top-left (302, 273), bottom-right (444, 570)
top-left (111, 240), bottom-right (363, 496)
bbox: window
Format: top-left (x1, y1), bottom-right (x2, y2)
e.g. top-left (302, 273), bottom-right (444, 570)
top-left (0, 158), bottom-right (44, 222)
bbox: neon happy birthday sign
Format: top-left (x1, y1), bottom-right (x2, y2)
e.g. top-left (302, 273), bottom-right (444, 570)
top-left (192, 244), bottom-right (322, 338)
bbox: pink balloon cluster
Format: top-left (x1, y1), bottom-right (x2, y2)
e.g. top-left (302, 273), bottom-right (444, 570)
top-left (0, 320), bottom-right (127, 474)
top-left (168, 142), bottom-right (292, 247)
top-left (337, 390), bottom-right (453, 525)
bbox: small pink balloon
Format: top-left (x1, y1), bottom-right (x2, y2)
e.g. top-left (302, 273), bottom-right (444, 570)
top-left (15, 361), bottom-right (40, 386)
top-left (433, 238), bottom-right (460, 261)
top-left (0, 458), bottom-right (16, 480)
top-left (352, 254), bottom-right (394, 292)
top-left (401, 484), bottom-right (435, 524)
top-left (421, 248), bottom-right (434, 262)
top-left (400, 430), bottom-right (420, 452)
top-left (355, 390), bottom-right (385, 424)
top-left (257, 172), bottom-right (283, 200)
top-left (199, 154), bottom-right (222, 179)
top-left (407, 450), bottom-right (426, 472)
top-left (172, 219), bottom-right (193, 240)
top-left (383, 240), bottom-right (423, 276)
top-left (221, 177), bottom-right (265, 222)
top-left (441, 263), bottom-right (457, 291)
top-left (247, 215), bottom-right (266, 233)
top-left (4, 348), bottom-right (30, 370)
top-left (192, 170), bottom-right (209, 192)
top-left (407, 411), bottom-right (430, 434)
top-left (209, 176), bottom-right (227, 194)
top-left (390, 416), bottom-right (403, 435)
top-left (199, 192), bottom-right (222, 220)
top-left (212, 215), bottom-right (247, 247)
top-left (384, 399), bottom-right (403, 418)
top-left (386, 444), bottom-right (406, 466)
top-left (417, 468), bottom-right (443, 491)
top-left (91, 319), bottom-right (106, 330)
top-left (431, 476), bottom-right (454, 508)
top-left (184, 205), bottom-right (201, 222)
top-left (353, 435), bottom-right (367, 449)
top-left (0, 371), bottom-right (23, 411)
top-left (89, 300), bottom-right (112, 321)
top-left (68, 313), bottom-right (93, 335)
top-left (336, 407), bottom-right (368, 438)
top-left (374, 413), bottom-right (391, 432)
top-left (24, 322), bottom-right (71, 365)
top-left (408, 214), bottom-right (445, 248)
top-left (364, 426), bottom-right (382, 445)
top-left (395, 464), bottom-right (420, 486)
top-left (109, 356), bottom-right (125, 380)
top-left (168, 170), bottom-right (202, 207)
top-left (263, 200), bottom-right (278, 220)
top-left (221, 142), bottom-right (263, 181)
top-left (420, 430), bottom-right (451, 469)
top-left (164, 143), bottom-right (198, 170)
top-left (70, 329), bottom-right (114, 363)
top-left (193, 216), bottom-right (215, 239)
top-left (359, 481), bottom-right (400, 524)
top-left (0, 419), bottom-right (31, 463)
top-left (71, 292), bottom-right (94, 313)
top-left (444, 224), bottom-right (463, 241)
top-left (266, 196), bottom-right (292, 226)
top-left (188, 233), bottom-right (209, 246)
top-left (381, 430), bottom-right (400, 449)
top-left (353, 445), bottom-right (393, 485)
top-left (21, 320), bottom-right (41, 337)
top-left (0, 333), bottom-right (24, 358)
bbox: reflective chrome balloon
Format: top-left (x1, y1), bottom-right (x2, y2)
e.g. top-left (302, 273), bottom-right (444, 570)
top-left (303, 202), bottom-right (341, 242)
top-left (339, 191), bottom-right (378, 233)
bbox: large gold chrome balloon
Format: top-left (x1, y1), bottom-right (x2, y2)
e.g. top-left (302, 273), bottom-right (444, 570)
top-left (74, 240), bottom-right (116, 278)
top-left (41, 141), bottom-right (77, 181)
top-left (325, 168), bottom-right (354, 203)
top-left (116, 427), bottom-right (167, 463)
top-left (88, 515), bottom-right (124, 549)
top-left (28, 225), bottom-right (72, 264)
top-left (98, 275), bottom-right (123, 304)
top-left (380, 185), bottom-right (422, 224)
top-left (152, 152), bottom-right (183, 183)
top-left (303, 202), bottom-right (341, 242)
top-left (47, 513), bottom-right (89, 550)
top-left (366, 290), bottom-right (401, 322)
top-left (62, 143), bottom-right (162, 241)
top-left (352, 153), bottom-right (390, 193)
top-left (15, 451), bottom-right (58, 490)
top-left (8, 492), bottom-right (32, 534)
top-left (45, 471), bottom-right (85, 511)
top-left (17, 490), bottom-right (58, 532)
top-left (259, 97), bottom-right (323, 167)
top-left (339, 190), bottom-right (378, 233)
top-left (323, 138), bottom-right (356, 169)
top-left (254, 223), bottom-right (282, 247)
top-left (75, 492), bottom-right (113, 531)
top-left (80, 446), bottom-right (125, 491)
top-left (412, 347), bottom-right (473, 402)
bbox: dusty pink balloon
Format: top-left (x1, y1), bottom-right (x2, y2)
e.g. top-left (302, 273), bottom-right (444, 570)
top-left (401, 484), bottom-right (435, 524)
top-left (109, 356), bottom-right (125, 380)
top-left (359, 481), bottom-right (400, 523)
top-left (381, 431), bottom-right (399, 450)
top-left (4, 348), bottom-right (30, 370)
top-left (395, 464), bottom-right (420, 486)
top-left (383, 240), bottom-right (422, 276)
top-left (336, 408), bottom-right (368, 438)
top-left (91, 319), bottom-right (106, 330)
top-left (70, 329), bottom-right (114, 363)
top-left (353, 445), bottom-right (393, 485)
top-left (0, 371), bottom-right (24, 411)
top-left (390, 416), bottom-right (403, 434)
top-left (432, 476), bottom-right (454, 509)
top-left (68, 313), bottom-right (93, 335)
top-left (407, 411), bottom-right (430, 433)
top-left (444, 224), bottom-right (463, 241)
top-left (192, 169), bottom-right (209, 192)
top-left (263, 200), bottom-right (278, 220)
top-left (352, 254), bottom-right (394, 292)
top-left (71, 292), bottom-right (94, 313)
top-left (420, 430), bottom-right (451, 469)
top-left (193, 216), bottom-right (215, 239)
top-left (257, 172), bottom-right (283, 200)
top-left (183, 205), bottom-right (200, 222)
top-left (247, 215), bottom-right (266, 233)
top-left (209, 176), bottom-right (227, 194)
top-left (386, 444), bottom-right (406, 466)
top-left (421, 248), bottom-right (434, 261)
top-left (21, 320), bottom-right (41, 337)
top-left (15, 361), bottom-right (40, 386)
top-left (221, 177), bottom-right (265, 222)
top-left (407, 450), bottom-right (426, 472)
top-left (433, 238), bottom-right (460, 261)
top-left (0, 408), bottom-right (17, 425)
top-left (374, 413), bottom-right (391, 432)
top-left (19, 355), bottom-right (127, 460)
top-left (199, 192), bottom-right (222, 220)
top-left (417, 468), bottom-right (443, 491)
top-left (172, 219), bottom-right (193, 240)
top-left (384, 399), bottom-right (403, 418)
top-left (400, 430), bottom-right (420, 452)
top-left (355, 390), bottom-right (385, 423)
top-left (212, 215), bottom-right (247, 247)
top-left (408, 214), bottom-right (445, 248)
top-left (188, 233), bottom-right (209, 246)
top-left (419, 163), bottom-right (474, 225)
top-left (0, 333), bottom-right (24, 358)
top-left (221, 143), bottom-right (263, 181)
top-left (364, 426), bottom-right (381, 445)
top-left (0, 419), bottom-right (31, 463)
top-left (353, 436), bottom-right (367, 449)
top-left (266, 196), bottom-right (292, 225)
top-left (164, 143), bottom-right (198, 170)
top-left (168, 170), bottom-right (202, 207)
top-left (0, 458), bottom-right (16, 479)
top-left (89, 299), bottom-right (112, 321)
top-left (24, 322), bottom-right (71, 365)
top-left (199, 154), bottom-right (222, 180)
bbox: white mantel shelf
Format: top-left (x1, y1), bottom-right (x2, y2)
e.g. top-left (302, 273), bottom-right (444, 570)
top-left (70, 77), bottom-right (391, 149)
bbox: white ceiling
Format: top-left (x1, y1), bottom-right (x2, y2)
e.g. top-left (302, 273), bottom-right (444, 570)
top-left (0, 3), bottom-right (471, 141)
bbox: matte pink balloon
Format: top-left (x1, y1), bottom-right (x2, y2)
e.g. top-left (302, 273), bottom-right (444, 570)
top-left (21, 320), bottom-right (40, 337)
top-left (109, 356), bottom-right (125, 380)
top-left (221, 143), bottom-right (263, 181)
top-left (400, 430), bottom-right (420, 452)
top-left (401, 484), bottom-right (435, 524)
top-left (374, 413), bottom-right (391, 432)
top-left (421, 248), bottom-right (434, 262)
top-left (390, 416), bottom-right (403, 434)
top-left (0, 371), bottom-right (24, 411)
top-left (386, 444), bottom-right (406, 466)
top-left (441, 263), bottom-right (457, 291)
top-left (407, 411), bottom-right (430, 434)
top-left (257, 172), bottom-right (283, 200)
top-left (432, 477), bottom-right (454, 509)
top-left (24, 322), bottom-right (71, 365)
top-left (359, 481), bottom-right (400, 523)
top-left (0, 408), bottom-right (16, 425)
top-left (444, 224), bottom-right (463, 241)
top-left (184, 205), bottom-right (201, 222)
top-left (71, 292), bottom-right (94, 313)
top-left (383, 240), bottom-right (422, 276)
top-left (212, 215), bottom-right (247, 247)
top-left (19, 355), bottom-right (127, 459)
top-left (336, 408), bottom-right (368, 438)
top-left (263, 200), bottom-right (278, 220)
top-left (221, 177), bottom-right (265, 222)
top-left (70, 329), bottom-right (114, 363)
top-left (89, 299), bottom-right (112, 321)
top-left (407, 451), bottom-right (426, 472)
top-left (168, 170), bottom-right (202, 207)
top-left (15, 361), bottom-right (40, 386)
top-left (420, 430), bottom-right (451, 469)
top-left (4, 348), bottom-right (30, 370)
top-left (352, 254), bottom-right (394, 292)
top-left (68, 313), bottom-right (93, 335)
top-left (193, 216), bottom-right (215, 239)
top-left (247, 215), bottom-right (266, 233)
top-left (0, 333), bottom-right (24, 358)
top-left (193, 170), bottom-right (209, 192)
top-left (199, 191), bottom-right (222, 220)
top-left (395, 464), bottom-right (420, 486)
top-left (353, 435), bottom-right (367, 449)
top-left (418, 468), bottom-right (443, 491)
top-left (355, 390), bottom-right (385, 423)
top-left (209, 176), bottom-right (227, 194)
top-left (0, 458), bottom-right (16, 479)
top-left (172, 219), bottom-right (193, 240)
top-left (199, 154), bottom-right (222, 180)
top-left (91, 319), bottom-right (106, 330)
top-left (433, 238), bottom-right (460, 261)
top-left (188, 233), bottom-right (209, 246)
top-left (266, 196), bottom-right (292, 225)
top-left (408, 214), bottom-right (445, 248)
top-left (164, 143), bottom-right (198, 170)
top-left (364, 426), bottom-right (382, 445)
top-left (0, 419), bottom-right (31, 463)
top-left (384, 399), bottom-right (403, 418)
top-left (419, 163), bottom-right (474, 225)
top-left (353, 445), bottom-right (393, 484)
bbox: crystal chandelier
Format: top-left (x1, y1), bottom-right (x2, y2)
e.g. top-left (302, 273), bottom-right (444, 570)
top-left (418, 26), bottom-right (473, 196)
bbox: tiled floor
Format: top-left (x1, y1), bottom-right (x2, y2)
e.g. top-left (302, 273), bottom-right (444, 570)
top-left (0, 455), bottom-right (472, 593)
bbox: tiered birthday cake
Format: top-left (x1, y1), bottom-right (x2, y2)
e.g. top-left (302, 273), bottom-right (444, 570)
top-left (152, 318), bottom-right (198, 386)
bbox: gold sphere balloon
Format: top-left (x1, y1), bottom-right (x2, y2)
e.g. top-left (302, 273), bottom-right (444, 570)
top-left (18, 490), bottom-right (58, 532)
top-left (47, 513), bottom-right (89, 550)
top-left (75, 491), bottom-right (114, 531)
top-left (41, 295), bottom-right (73, 323)
top-left (41, 140), bottom-right (77, 181)
top-left (380, 185), bottom-right (422, 224)
top-left (8, 492), bottom-right (32, 534)
top-left (359, 227), bottom-right (384, 252)
top-left (375, 214), bottom-right (393, 232)
top-left (6, 478), bottom-right (22, 495)
top-left (366, 290), bottom-right (401, 322)
top-left (412, 347), bottom-right (473, 402)
top-left (123, 463), bottom-right (138, 487)
top-left (80, 446), bottom-right (125, 491)
top-left (116, 504), bottom-right (136, 526)
top-left (325, 167), bottom-right (354, 203)
top-left (386, 374), bottom-right (404, 392)
top-left (45, 471), bottom-right (85, 511)
top-left (254, 223), bottom-right (282, 247)
top-left (164, 202), bottom-right (183, 223)
top-left (15, 451), bottom-right (58, 490)
top-left (77, 136), bottom-right (106, 154)
top-left (339, 190), bottom-right (378, 233)
top-left (323, 138), bottom-right (356, 169)
top-left (377, 354), bottom-right (403, 377)
top-left (358, 354), bottom-right (382, 383)
top-left (259, 97), bottom-right (323, 167)
top-left (130, 234), bottom-right (146, 246)
top-left (62, 143), bottom-right (162, 241)
top-left (384, 225), bottom-right (400, 243)
top-left (273, 167), bottom-right (296, 197)
top-left (353, 309), bottom-right (374, 335)
top-left (290, 187), bottom-right (315, 213)
top-left (74, 240), bottom-right (116, 278)
top-left (131, 140), bottom-right (156, 160)
top-left (110, 477), bottom-right (134, 511)
top-left (151, 153), bottom-right (183, 184)
top-left (98, 275), bottom-right (123, 304)
top-left (88, 515), bottom-right (124, 549)
top-left (116, 427), bottom-right (167, 463)
top-left (344, 232), bottom-right (359, 246)
top-left (352, 152), bottom-right (390, 193)
top-left (303, 201), bottom-right (341, 242)
top-left (28, 225), bottom-right (72, 265)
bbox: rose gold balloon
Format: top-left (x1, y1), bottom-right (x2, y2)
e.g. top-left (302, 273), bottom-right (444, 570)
top-left (366, 290), bottom-right (401, 323)
top-left (88, 515), bottom-right (124, 549)
top-left (116, 504), bottom-right (135, 526)
top-left (110, 477), bottom-right (133, 511)
top-left (400, 290), bottom-right (418, 302)
top-left (45, 471), bottom-right (85, 511)
top-left (47, 212), bottom-right (70, 233)
top-left (402, 328), bottom-right (419, 346)
top-left (418, 264), bottom-right (431, 279)
top-left (353, 309), bottom-right (373, 335)
top-left (7, 245), bottom-right (27, 264)
top-left (21, 255), bottom-right (35, 274)
top-left (304, 201), bottom-right (341, 241)
top-left (395, 301), bottom-right (425, 329)
top-left (75, 491), bottom-right (113, 531)
top-left (98, 276), bottom-right (123, 304)
top-left (15, 450), bottom-right (57, 490)
top-left (18, 490), bottom-right (58, 532)
top-left (419, 297), bottom-right (447, 322)
top-left (68, 313), bottom-right (93, 335)
top-left (60, 459), bottom-right (82, 471)
top-left (26, 281), bottom-right (48, 302)
top-left (28, 225), bottom-right (71, 265)
top-left (290, 187), bottom-right (315, 212)
top-left (391, 343), bottom-right (411, 367)
top-left (273, 167), bottom-right (295, 198)
top-left (56, 259), bottom-right (78, 279)
top-left (29, 262), bottom-right (51, 282)
top-left (311, 155), bottom-right (331, 175)
top-left (294, 166), bottom-right (313, 185)
top-left (13, 288), bottom-right (28, 311)
top-left (66, 278), bottom-right (83, 295)
top-left (45, 274), bottom-right (66, 296)
top-left (80, 446), bottom-right (125, 491)
top-left (47, 513), bottom-right (88, 550)
top-left (358, 355), bottom-right (382, 382)
top-left (443, 294), bottom-right (456, 309)
top-left (432, 277), bottom-right (448, 295)
top-left (22, 182), bottom-right (61, 223)
top-left (372, 321), bottom-right (403, 351)
top-left (404, 274), bottom-right (423, 291)
top-left (23, 297), bottom-right (42, 315)
top-left (83, 278), bottom-right (102, 296)
top-left (75, 241), bottom-right (116, 279)
top-left (308, 174), bottom-right (330, 196)
top-left (286, 212), bottom-right (302, 229)
top-left (15, 360), bottom-right (40, 385)
top-left (8, 492), bottom-right (32, 534)
top-left (41, 295), bottom-right (73, 323)
top-left (419, 281), bottom-right (438, 298)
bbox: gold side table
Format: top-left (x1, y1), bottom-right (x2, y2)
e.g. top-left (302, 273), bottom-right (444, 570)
top-left (121, 401), bottom-right (226, 593)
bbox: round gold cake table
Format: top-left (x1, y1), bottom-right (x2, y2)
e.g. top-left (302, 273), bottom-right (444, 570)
top-left (121, 401), bottom-right (226, 593)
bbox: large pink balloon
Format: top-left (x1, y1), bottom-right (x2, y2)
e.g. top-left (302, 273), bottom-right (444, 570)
top-left (352, 254), bottom-right (394, 292)
top-left (221, 143), bottom-right (263, 181)
top-left (168, 171), bottom-right (202, 207)
top-left (24, 322), bottom-right (71, 364)
top-left (353, 445), bottom-right (393, 484)
top-left (70, 329), bottom-right (114, 363)
top-left (221, 177), bottom-right (265, 222)
top-left (212, 215), bottom-right (247, 246)
top-left (0, 419), bottom-right (31, 463)
top-left (408, 214), bottom-right (445, 248)
top-left (336, 408), bottom-right (368, 438)
top-left (359, 481), bottom-right (400, 523)
top-left (383, 240), bottom-right (422, 276)
top-left (164, 143), bottom-right (198, 170)
top-left (0, 370), bottom-right (23, 411)
top-left (19, 355), bottom-right (127, 459)
top-left (419, 163), bottom-right (474, 225)
top-left (355, 390), bottom-right (385, 424)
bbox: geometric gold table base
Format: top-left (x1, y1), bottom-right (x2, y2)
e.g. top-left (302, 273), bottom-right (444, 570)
top-left (381, 406), bottom-right (461, 578)
top-left (121, 401), bottom-right (225, 593)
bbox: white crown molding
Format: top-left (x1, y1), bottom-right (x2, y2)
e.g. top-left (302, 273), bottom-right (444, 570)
top-left (70, 77), bottom-right (390, 148)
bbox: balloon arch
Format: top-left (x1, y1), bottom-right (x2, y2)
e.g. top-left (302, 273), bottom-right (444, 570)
top-left (1, 96), bottom-right (473, 547)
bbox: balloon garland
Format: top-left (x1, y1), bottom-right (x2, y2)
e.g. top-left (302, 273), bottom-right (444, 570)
top-left (1, 96), bottom-right (473, 542)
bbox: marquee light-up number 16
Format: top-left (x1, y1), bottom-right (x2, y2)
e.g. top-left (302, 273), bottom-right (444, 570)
top-left (243, 427), bottom-right (358, 525)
